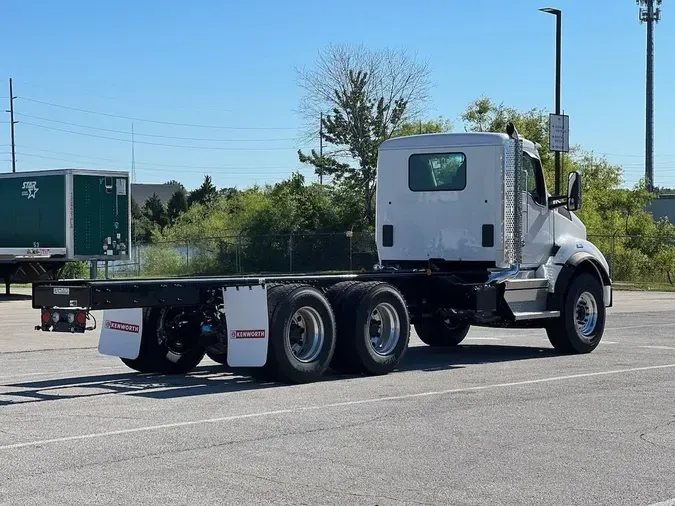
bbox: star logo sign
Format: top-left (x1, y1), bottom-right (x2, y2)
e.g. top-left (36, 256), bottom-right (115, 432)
top-left (21, 181), bottom-right (39, 199)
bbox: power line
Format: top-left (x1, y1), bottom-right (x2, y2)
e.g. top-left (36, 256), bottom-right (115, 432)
top-left (14, 112), bottom-right (299, 142)
top-left (15, 152), bottom-right (311, 176)
top-left (599, 151), bottom-right (675, 158)
top-left (11, 80), bottom-right (234, 113)
top-left (16, 96), bottom-right (298, 130)
top-left (16, 151), bottom-right (305, 172)
top-left (16, 145), bottom-right (302, 171)
top-left (19, 121), bottom-right (311, 151)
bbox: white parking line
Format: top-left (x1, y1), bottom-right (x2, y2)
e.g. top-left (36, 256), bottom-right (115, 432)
top-left (646, 498), bottom-right (675, 506)
top-left (609, 323), bottom-right (675, 331)
top-left (1, 362), bottom-right (674, 451)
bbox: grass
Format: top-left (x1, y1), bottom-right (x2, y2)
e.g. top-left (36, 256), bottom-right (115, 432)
top-left (613, 281), bottom-right (675, 292)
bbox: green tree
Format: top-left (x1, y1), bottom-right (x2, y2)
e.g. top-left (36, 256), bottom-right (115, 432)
top-left (461, 96), bottom-right (554, 185)
top-left (392, 117), bottom-right (453, 137)
top-left (296, 44), bottom-right (433, 225)
top-left (167, 188), bottom-right (189, 224)
top-left (188, 175), bottom-right (218, 207)
top-left (131, 196), bottom-right (155, 243)
top-left (143, 193), bottom-right (169, 230)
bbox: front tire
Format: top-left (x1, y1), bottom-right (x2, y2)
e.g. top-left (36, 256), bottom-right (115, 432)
top-left (546, 272), bottom-right (606, 354)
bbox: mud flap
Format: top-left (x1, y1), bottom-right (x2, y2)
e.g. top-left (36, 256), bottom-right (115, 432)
top-left (97, 308), bottom-right (144, 360)
top-left (223, 284), bottom-right (269, 367)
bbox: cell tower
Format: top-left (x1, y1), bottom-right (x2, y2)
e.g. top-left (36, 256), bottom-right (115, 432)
top-left (637, 0), bottom-right (663, 192)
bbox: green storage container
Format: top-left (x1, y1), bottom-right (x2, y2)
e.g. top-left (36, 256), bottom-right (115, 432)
top-left (0, 169), bottom-right (131, 261)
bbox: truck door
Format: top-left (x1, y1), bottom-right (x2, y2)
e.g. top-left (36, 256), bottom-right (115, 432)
top-left (520, 151), bottom-right (553, 267)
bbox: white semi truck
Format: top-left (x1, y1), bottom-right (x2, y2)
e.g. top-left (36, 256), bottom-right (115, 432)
top-left (32, 124), bottom-right (612, 384)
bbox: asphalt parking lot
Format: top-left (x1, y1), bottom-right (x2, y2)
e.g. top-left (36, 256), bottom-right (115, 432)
top-left (1, 290), bottom-right (674, 506)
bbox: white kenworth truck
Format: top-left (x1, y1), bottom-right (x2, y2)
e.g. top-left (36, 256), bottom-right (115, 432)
top-left (32, 124), bottom-right (612, 384)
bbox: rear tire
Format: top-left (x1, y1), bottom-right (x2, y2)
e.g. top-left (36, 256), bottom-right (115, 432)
top-left (205, 348), bottom-right (228, 365)
top-left (546, 272), bottom-right (606, 354)
top-left (263, 284), bottom-right (337, 384)
top-left (330, 281), bottom-right (410, 376)
top-left (120, 307), bottom-right (206, 374)
top-left (414, 316), bottom-right (470, 347)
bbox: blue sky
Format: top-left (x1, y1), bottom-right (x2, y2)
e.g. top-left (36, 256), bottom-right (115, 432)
top-left (2, 0), bottom-right (673, 191)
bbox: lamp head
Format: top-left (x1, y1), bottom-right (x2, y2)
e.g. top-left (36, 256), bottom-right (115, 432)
top-left (540, 7), bottom-right (562, 15)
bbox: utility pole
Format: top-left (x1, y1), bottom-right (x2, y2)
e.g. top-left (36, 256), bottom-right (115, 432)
top-left (540, 7), bottom-right (563, 195)
top-left (637, 0), bottom-right (663, 193)
top-left (7, 78), bottom-right (17, 172)
top-left (319, 112), bottom-right (323, 185)
top-left (131, 122), bottom-right (136, 184)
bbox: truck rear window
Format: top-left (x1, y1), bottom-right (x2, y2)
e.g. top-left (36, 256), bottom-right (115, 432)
top-left (408, 152), bottom-right (466, 191)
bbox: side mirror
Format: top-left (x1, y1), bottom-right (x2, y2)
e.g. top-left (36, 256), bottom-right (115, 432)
top-left (566, 171), bottom-right (582, 211)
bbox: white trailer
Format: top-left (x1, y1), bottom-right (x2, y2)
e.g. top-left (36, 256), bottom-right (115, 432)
top-left (32, 124), bottom-right (612, 384)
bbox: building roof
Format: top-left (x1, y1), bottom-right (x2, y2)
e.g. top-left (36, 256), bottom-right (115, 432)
top-left (131, 183), bottom-right (182, 205)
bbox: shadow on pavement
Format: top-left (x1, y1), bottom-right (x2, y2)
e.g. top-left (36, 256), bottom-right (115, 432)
top-left (0, 344), bottom-right (558, 406)
top-left (0, 294), bottom-right (32, 302)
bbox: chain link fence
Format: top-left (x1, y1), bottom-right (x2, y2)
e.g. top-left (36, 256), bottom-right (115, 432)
top-left (96, 232), bottom-right (675, 289)
top-left (101, 231), bottom-right (380, 278)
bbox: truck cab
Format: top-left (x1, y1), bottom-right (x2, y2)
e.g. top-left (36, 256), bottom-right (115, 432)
top-left (375, 131), bottom-right (608, 279)
top-left (375, 129), bottom-right (612, 348)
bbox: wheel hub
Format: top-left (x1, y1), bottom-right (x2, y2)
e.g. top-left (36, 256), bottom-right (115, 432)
top-left (575, 291), bottom-right (598, 341)
top-left (368, 302), bottom-right (401, 356)
top-left (287, 306), bottom-right (325, 363)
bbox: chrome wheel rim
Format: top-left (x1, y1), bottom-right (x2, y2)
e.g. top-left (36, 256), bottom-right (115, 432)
top-left (287, 306), bottom-right (325, 363)
top-left (368, 302), bottom-right (401, 356)
top-left (575, 291), bottom-right (598, 341)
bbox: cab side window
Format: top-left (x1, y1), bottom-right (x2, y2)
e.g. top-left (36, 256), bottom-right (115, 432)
top-left (522, 153), bottom-right (546, 206)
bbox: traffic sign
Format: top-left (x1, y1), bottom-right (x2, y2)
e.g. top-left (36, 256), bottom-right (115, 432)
top-left (549, 113), bottom-right (569, 153)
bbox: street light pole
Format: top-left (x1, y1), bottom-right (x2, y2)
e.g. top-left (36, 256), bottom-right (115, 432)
top-left (540, 7), bottom-right (562, 196)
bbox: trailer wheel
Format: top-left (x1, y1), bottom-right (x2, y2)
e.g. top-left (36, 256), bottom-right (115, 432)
top-left (331, 281), bottom-right (410, 375)
top-left (265, 284), bottom-right (336, 384)
top-left (120, 307), bottom-right (206, 374)
top-left (546, 272), bottom-right (606, 354)
top-left (414, 316), bottom-right (470, 347)
top-left (205, 348), bottom-right (228, 365)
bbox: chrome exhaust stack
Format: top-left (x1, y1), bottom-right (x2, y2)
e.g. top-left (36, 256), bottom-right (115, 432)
top-left (490, 122), bottom-right (524, 285)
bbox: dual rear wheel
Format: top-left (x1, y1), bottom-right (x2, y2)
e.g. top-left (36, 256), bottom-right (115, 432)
top-left (259, 281), bottom-right (410, 383)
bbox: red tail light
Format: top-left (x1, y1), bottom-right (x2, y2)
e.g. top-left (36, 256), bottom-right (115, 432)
top-left (75, 312), bottom-right (86, 325)
top-left (41, 311), bottom-right (51, 323)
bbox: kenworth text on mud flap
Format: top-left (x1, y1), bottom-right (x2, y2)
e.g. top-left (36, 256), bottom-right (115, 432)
top-left (31, 124), bottom-right (613, 385)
